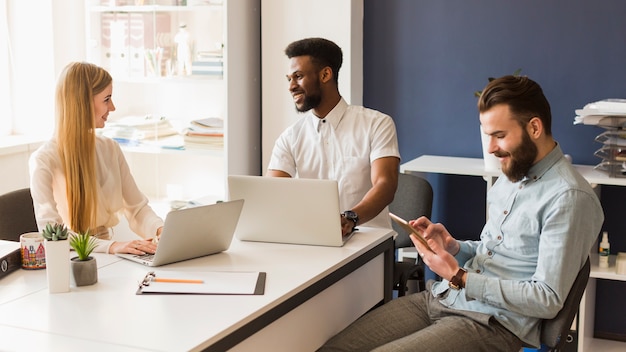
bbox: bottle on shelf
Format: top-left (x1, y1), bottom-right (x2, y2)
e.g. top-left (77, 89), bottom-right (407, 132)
top-left (599, 231), bottom-right (610, 268)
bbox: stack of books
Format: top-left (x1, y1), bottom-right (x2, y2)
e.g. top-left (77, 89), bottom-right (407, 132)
top-left (101, 115), bottom-right (178, 146)
top-left (184, 117), bottom-right (224, 149)
top-left (191, 52), bottom-right (223, 78)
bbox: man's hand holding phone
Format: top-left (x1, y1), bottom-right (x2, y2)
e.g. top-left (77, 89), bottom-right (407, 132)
top-left (389, 213), bottom-right (435, 253)
top-left (393, 213), bottom-right (464, 283)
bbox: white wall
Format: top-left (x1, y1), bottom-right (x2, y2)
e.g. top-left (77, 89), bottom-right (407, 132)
top-left (260, 0), bottom-right (363, 173)
top-left (51, 0), bottom-right (86, 73)
top-left (0, 139), bottom-right (43, 195)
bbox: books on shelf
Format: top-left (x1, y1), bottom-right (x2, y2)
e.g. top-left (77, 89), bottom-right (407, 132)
top-left (183, 117), bottom-right (224, 149)
top-left (191, 52), bottom-right (223, 77)
top-left (184, 135), bottom-right (224, 149)
top-left (101, 115), bottom-right (178, 145)
top-left (101, 115), bottom-right (225, 151)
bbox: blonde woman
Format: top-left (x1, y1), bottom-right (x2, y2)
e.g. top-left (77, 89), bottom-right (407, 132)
top-left (29, 62), bottom-right (163, 255)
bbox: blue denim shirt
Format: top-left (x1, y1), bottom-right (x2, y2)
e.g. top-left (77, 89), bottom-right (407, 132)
top-left (430, 144), bottom-right (604, 347)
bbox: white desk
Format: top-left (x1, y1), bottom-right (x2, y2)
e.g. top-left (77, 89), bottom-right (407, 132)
top-left (401, 154), bottom-right (626, 187)
top-left (0, 227), bottom-right (394, 352)
top-left (401, 154), bottom-right (626, 352)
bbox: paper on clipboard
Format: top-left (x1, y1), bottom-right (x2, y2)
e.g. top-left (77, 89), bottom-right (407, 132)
top-left (136, 271), bottom-right (266, 295)
top-left (389, 213), bottom-right (435, 253)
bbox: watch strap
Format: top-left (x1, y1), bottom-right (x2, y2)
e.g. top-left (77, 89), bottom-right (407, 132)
top-left (342, 210), bottom-right (358, 231)
top-left (448, 268), bottom-right (467, 290)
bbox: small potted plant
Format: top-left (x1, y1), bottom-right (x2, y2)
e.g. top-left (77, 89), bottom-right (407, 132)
top-left (42, 222), bottom-right (70, 293)
top-left (69, 231), bottom-right (98, 286)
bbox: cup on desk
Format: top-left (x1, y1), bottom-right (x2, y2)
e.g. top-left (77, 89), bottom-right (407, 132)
top-left (480, 126), bottom-right (501, 171)
top-left (20, 232), bottom-right (46, 269)
top-left (616, 252), bottom-right (626, 275)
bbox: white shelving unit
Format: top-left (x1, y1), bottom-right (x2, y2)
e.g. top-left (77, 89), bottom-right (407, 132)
top-left (84, 0), bottom-right (260, 202)
top-left (401, 155), bottom-right (626, 352)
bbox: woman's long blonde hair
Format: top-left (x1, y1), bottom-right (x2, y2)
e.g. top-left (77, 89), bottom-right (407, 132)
top-left (55, 62), bottom-right (112, 233)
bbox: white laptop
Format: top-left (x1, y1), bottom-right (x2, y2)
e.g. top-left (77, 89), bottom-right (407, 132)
top-left (227, 175), bottom-right (354, 247)
top-left (116, 199), bottom-right (244, 266)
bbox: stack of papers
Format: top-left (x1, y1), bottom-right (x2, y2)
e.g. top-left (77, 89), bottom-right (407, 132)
top-left (574, 99), bottom-right (626, 127)
top-left (575, 99), bottom-right (626, 177)
top-left (136, 271), bottom-right (266, 295)
top-left (183, 117), bottom-right (224, 149)
top-left (101, 115), bottom-right (178, 145)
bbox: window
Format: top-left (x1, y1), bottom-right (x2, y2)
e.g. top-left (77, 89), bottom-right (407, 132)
top-left (1, 0), bottom-right (56, 139)
top-left (0, 0), bottom-right (12, 136)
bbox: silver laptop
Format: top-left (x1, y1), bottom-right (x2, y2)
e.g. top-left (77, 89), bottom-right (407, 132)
top-left (116, 199), bottom-right (244, 266)
top-left (227, 175), bottom-right (354, 247)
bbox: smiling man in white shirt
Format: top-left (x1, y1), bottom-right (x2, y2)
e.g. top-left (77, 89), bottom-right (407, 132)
top-left (267, 37), bottom-right (401, 236)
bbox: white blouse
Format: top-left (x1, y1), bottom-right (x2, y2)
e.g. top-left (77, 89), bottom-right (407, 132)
top-left (29, 135), bottom-right (164, 253)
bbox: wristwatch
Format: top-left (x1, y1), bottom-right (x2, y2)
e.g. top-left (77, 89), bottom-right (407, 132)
top-left (448, 268), bottom-right (467, 290)
top-left (342, 210), bottom-right (359, 230)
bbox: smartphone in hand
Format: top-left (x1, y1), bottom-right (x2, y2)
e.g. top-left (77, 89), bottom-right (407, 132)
top-left (389, 212), bottom-right (435, 253)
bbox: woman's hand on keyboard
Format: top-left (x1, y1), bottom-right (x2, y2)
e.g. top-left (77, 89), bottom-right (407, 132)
top-left (109, 239), bottom-right (157, 255)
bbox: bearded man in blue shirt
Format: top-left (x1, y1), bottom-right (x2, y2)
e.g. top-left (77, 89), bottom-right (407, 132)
top-left (318, 75), bottom-right (604, 352)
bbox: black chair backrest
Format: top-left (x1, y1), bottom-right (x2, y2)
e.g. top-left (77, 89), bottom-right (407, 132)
top-left (0, 188), bottom-right (38, 241)
top-left (540, 257), bottom-right (590, 349)
top-left (389, 173), bottom-right (433, 249)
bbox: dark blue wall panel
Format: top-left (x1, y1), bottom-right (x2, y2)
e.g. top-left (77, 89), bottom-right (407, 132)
top-left (363, 0), bottom-right (626, 339)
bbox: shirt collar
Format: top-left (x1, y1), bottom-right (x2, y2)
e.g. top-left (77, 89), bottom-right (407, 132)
top-left (308, 98), bottom-right (348, 131)
top-left (525, 142), bottom-right (563, 182)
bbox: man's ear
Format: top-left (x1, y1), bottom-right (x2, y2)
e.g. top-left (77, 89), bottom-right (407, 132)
top-left (527, 117), bottom-right (543, 139)
top-left (319, 66), bottom-right (333, 84)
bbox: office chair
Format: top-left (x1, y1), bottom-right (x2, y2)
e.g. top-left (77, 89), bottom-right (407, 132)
top-left (539, 257), bottom-right (590, 351)
top-left (388, 173), bottom-right (433, 297)
top-left (0, 188), bottom-right (38, 241)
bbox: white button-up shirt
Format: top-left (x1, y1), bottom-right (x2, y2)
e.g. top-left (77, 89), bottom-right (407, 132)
top-left (268, 98), bottom-right (400, 228)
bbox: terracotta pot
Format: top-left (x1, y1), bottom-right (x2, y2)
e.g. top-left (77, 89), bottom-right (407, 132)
top-left (70, 256), bottom-right (98, 287)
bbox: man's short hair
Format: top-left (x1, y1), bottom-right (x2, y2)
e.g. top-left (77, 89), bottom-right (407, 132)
top-left (478, 75), bottom-right (552, 135)
top-left (285, 37), bottom-right (343, 85)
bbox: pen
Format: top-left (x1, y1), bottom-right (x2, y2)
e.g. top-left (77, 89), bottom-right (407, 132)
top-left (153, 278), bottom-right (204, 284)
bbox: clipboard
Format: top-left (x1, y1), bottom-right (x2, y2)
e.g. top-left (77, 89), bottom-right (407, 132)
top-left (389, 212), bottom-right (435, 253)
top-left (136, 271), bottom-right (266, 295)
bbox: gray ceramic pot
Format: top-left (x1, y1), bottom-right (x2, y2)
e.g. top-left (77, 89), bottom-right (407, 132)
top-left (70, 257), bottom-right (98, 286)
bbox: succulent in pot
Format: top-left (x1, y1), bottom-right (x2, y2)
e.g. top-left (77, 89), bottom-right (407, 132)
top-left (42, 223), bottom-right (69, 241)
top-left (42, 222), bottom-right (70, 293)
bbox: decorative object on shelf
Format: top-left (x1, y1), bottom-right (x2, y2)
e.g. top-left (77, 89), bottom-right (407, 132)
top-left (599, 231), bottom-right (610, 269)
top-left (175, 23), bottom-right (193, 76)
top-left (145, 47), bottom-right (164, 77)
top-left (69, 231), bottom-right (99, 287)
top-left (42, 223), bottom-right (70, 293)
top-left (20, 232), bottom-right (46, 269)
top-left (574, 99), bottom-right (626, 177)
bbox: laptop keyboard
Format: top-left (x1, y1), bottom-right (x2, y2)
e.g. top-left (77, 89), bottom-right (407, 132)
top-left (134, 253), bottom-right (154, 262)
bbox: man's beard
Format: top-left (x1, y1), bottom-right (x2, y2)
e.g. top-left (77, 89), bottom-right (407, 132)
top-left (295, 81), bottom-right (322, 113)
top-left (497, 130), bottom-right (538, 182)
